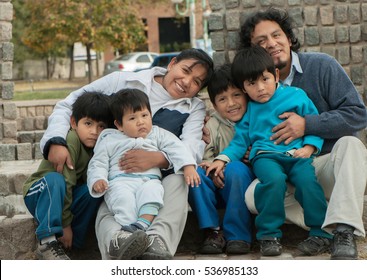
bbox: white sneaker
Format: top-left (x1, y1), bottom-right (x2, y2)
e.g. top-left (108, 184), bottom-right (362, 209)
top-left (36, 241), bottom-right (70, 260)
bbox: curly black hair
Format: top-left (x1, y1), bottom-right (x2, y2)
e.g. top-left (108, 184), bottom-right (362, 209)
top-left (238, 7), bottom-right (301, 52)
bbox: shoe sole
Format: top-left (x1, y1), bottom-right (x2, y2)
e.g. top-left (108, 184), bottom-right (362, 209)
top-left (110, 231), bottom-right (149, 260)
top-left (297, 244), bottom-right (330, 256)
top-left (330, 255), bottom-right (358, 260)
top-left (140, 252), bottom-right (172, 260)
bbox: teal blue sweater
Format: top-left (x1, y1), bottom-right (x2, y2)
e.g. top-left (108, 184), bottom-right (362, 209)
top-left (219, 84), bottom-right (323, 162)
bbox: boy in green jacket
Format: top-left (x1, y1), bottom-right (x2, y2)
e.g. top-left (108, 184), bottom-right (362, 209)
top-left (23, 92), bottom-right (113, 260)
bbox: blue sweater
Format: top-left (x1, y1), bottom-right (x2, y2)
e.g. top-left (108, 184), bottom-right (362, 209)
top-left (293, 52), bottom-right (367, 154)
top-left (219, 84), bottom-right (323, 162)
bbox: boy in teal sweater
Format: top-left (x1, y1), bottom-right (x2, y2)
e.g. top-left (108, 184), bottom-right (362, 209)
top-left (23, 92), bottom-right (113, 260)
top-left (207, 45), bottom-right (332, 257)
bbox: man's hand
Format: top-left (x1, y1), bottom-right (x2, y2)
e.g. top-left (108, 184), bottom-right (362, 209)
top-left (93, 179), bottom-right (108, 193)
top-left (48, 145), bottom-right (73, 173)
top-left (271, 112), bottom-right (305, 145)
top-left (58, 225), bottom-right (73, 249)
top-left (119, 150), bottom-right (166, 173)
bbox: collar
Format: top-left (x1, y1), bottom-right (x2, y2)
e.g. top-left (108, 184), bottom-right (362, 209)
top-left (282, 51), bottom-right (303, 86)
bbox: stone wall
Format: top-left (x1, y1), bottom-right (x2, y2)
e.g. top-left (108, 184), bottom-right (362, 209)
top-left (0, 0), bottom-right (15, 144)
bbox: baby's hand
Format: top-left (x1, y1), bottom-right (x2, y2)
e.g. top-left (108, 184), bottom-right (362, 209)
top-left (184, 165), bottom-right (201, 187)
top-left (93, 179), bottom-right (108, 193)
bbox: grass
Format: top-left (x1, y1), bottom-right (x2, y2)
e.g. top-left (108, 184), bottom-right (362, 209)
top-left (12, 89), bottom-right (73, 101)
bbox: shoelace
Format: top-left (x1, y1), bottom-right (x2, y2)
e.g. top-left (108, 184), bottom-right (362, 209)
top-left (48, 241), bottom-right (67, 257)
top-left (111, 230), bottom-right (131, 249)
top-left (334, 230), bottom-right (354, 246)
top-left (148, 235), bottom-right (166, 250)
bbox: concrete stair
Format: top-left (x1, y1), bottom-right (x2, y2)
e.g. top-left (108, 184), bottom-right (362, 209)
top-left (1, 159), bottom-right (367, 260)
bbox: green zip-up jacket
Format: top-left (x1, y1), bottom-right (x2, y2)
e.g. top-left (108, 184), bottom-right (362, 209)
top-left (23, 129), bottom-right (93, 227)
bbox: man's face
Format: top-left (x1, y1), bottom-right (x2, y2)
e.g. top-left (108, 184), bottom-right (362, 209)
top-left (251, 20), bottom-right (292, 79)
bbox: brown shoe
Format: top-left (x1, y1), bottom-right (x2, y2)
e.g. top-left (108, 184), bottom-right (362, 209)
top-left (199, 229), bottom-right (226, 254)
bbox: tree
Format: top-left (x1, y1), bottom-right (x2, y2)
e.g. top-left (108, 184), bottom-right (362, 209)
top-left (21, 0), bottom-right (150, 82)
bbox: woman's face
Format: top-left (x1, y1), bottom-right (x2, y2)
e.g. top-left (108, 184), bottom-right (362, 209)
top-left (161, 58), bottom-right (208, 99)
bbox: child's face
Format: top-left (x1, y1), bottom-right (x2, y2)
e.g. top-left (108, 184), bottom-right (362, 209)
top-left (213, 86), bottom-right (248, 123)
top-left (160, 58), bottom-right (208, 100)
top-left (71, 117), bottom-right (108, 148)
top-left (114, 107), bottom-right (152, 138)
top-left (243, 69), bottom-right (279, 103)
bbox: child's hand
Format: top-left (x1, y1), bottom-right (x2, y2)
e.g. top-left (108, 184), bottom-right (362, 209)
top-left (58, 225), bottom-right (73, 249)
top-left (198, 161), bottom-right (211, 171)
top-left (93, 179), bottom-right (108, 193)
top-left (184, 165), bottom-right (201, 187)
top-left (293, 145), bottom-right (315, 158)
top-left (205, 160), bottom-right (225, 177)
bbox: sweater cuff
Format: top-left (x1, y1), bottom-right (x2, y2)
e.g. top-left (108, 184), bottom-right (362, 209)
top-left (43, 137), bottom-right (68, 160)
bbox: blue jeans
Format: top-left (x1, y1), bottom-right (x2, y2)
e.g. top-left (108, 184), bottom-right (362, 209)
top-left (24, 172), bottom-right (102, 248)
top-left (188, 161), bottom-right (255, 242)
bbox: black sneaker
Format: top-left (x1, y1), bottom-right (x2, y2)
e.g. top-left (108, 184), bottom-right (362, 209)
top-left (36, 240), bottom-right (70, 260)
top-left (259, 238), bottom-right (282, 256)
top-left (331, 230), bottom-right (358, 260)
top-left (141, 235), bottom-right (173, 260)
top-left (297, 236), bottom-right (331, 256)
top-left (226, 240), bottom-right (251, 255)
top-left (199, 229), bottom-right (226, 254)
top-left (109, 229), bottom-right (149, 260)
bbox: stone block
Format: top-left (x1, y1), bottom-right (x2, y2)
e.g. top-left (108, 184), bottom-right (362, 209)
top-left (3, 102), bottom-right (17, 120)
top-left (0, 61), bottom-right (12, 80)
top-left (35, 106), bottom-right (44, 117)
top-left (23, 117), bottom-right (34, 131)
top-left (16, 143), bottom-right (32, 160)
top-left (17, 131), bottom-right (35, 144)
top-left (2, 42), bottom-right (13, 61)
top-left (44, 105), bottom-right (53, 117)
top-left (33, 143), bottom-right (43, 159)
top-left (351, 46), bottom-right (363, 63)
top-left (1, 81), bottom-right (14, 100)
top-left (335, 4), bottom-right (348, 23)
top-left (305, 26), bottom-right (320, 45)
top-left (0, 143), bottom-right (15, 161)
top-left (349, 4), bottom-right (361, 24)
top-left (0, 2), bottom-right (13, 21)
top-left (208, 12), bottom-right (223, 30)
top-left (320, 27), bottom-right (336, 44)
top-left (2, 120), bottom-right (16, 138)
top-left (225, 10), bottom-right (240, 30)
top-left (320, 6), bottom-right (333, 25)
top-left (27, 106), bottom-right (36, 117)
top-left (350, 25), bottom-right (361, 43)
top-left (0, 215), bottom-right (37, 260)
top-left (336, 26), bottom-right (349, 42)
top-left (34, 116), bottom-right (46, 130)
top-left (0, 173), bottom-right (10, 195)
top-left (34, 131), bottom-right (44, 142)
top-left (304, 7), bottom-right (318, 26)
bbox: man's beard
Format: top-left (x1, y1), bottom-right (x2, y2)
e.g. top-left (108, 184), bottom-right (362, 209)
top-left (275, 60), bottom-right (287, 70)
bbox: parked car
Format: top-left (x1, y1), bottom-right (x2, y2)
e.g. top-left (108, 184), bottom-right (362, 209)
top-left (150, 52), bottom-right (180, 68)
top-left (135, 52), bottom-right (180, 72)
top-left (103, 52), bottom-right (158, 75)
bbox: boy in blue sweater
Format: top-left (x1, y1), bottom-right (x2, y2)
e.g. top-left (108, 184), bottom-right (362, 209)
top-left (207, 45), bottom-right (332, 257)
